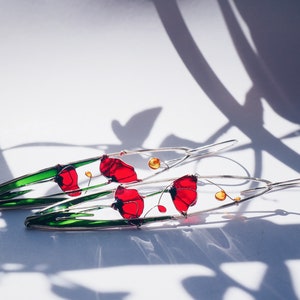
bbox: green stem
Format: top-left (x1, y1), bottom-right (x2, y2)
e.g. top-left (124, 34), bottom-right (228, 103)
top-left (0, 157), bottom-right (100, 194)
top-left (25, 212), bottom-right (174, 230)
top-left (38, 190), bottom-right (113, 215)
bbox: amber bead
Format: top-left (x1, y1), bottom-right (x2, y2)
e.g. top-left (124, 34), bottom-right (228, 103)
top-left (85, 171), bottom-right (93, 178)
top-left (215, 190), bottom-right (227, 201)
top-left (148, 157), bottom-right (161, 170)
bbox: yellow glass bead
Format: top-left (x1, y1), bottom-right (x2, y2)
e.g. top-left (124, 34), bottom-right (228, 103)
top-left (85, 171), bottom-right (93, 178)
top-left (215, 190), bottom-right (227, 201)
top-left (234, 196), bottom-right (241, 202)
top-left (148, 157), bottom-right (161, 170)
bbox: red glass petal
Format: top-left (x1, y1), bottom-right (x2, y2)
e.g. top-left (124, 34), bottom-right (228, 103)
top-left (112, 186), bottom-right (144, 219)
top-left (55, 166), bottom-right (81, 196)
top-left (100, 155), bottom-right (138, 183)
top-left (169, 175), bottom-right (197, 215)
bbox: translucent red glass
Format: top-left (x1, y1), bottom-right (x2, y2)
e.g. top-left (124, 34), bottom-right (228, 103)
top-left (112, 186), bottom-right (144, 219)
top-left (169, 175), bottom-right (197, 215)
top-left (158, 205), bottom-right (167, 213)
top-left (100, 155), bottom-right (138, 183)
top-left (54, 165), bottom-right (81, 196)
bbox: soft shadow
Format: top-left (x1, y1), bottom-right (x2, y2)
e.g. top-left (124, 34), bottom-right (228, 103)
top-left (153, 0), bottom-right (300, 173)
top-left (53, 284), bottom-right (129, 300)
top-left (0, 149), bottom-right (13, 183)
top-left (1, 213), bottom-right (299, 299)
top-left (227, 0), bottom-right (300, 124)
top-left (1, 2), bottom-right (300, 299)
top-left (111, 107), bottom-right (162, 148)
top-left (182, 218), bottom-right (299, 300)
top-left (3, 107), bottom-right (163, 155)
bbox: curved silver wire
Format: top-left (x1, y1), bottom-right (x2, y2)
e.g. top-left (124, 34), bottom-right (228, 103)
top-left (29, 174), bottom-right (300, 228)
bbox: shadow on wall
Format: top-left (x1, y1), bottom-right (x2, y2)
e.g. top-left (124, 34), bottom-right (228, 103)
top-left (230, 0), bottom-right (300, 123)
top-left (1, 210), bottom-right (299, 299)
top-left (0, 107), bottom-right (299, 299)
top-left (1, 2), bottom-right (300, 299)
top-left (153, 0), bottom-right (300, 176)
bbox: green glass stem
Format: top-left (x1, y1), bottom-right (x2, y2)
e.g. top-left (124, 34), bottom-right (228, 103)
top-left (0, 190), bottom-right (32, 200)
top-left (0, 197), bottom-right (67, 210)
top-left (0, 157), bottom-right (100, 194)
top-left (25, 211), bottom-right (174, 230)
top-left (37, 190), bottom-right (113, 215)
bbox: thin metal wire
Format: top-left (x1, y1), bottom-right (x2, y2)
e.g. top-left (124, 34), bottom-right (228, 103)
top-left (24, 174), bottom-right (300, 230)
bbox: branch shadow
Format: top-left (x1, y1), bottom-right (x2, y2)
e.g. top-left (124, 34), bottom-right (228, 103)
top-left (153, 0), bottom-right (300, 175)
top-left (2, 107), bottom-right (163, 154)
top-left (227, 0), bottom-right (300, 124)
top-left (2, 213), bottom-right (299, 299)
top-left (1, 1), bottom-right (300, 299)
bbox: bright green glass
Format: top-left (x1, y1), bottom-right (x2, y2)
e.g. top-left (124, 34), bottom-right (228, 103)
top-left (0, 157), bottom-right (99, 193)
top-left (38, 190), bottom-right (113, 215)
top-left (0, 157), bottom-right (100, 209)
top-left (25, 211), bottom-right (174, 230)
top-left (0, 197), bottom-right (67, 209)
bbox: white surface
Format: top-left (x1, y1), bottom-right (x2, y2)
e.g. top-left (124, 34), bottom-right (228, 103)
top-left (0, 1), bottom-right (299, 299)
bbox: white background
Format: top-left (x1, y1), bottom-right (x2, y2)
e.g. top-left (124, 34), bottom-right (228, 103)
top-left (0, 1), bottom-right (299, 299)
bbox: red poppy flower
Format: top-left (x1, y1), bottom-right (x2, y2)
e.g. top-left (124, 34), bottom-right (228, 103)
top-left (112, 186), bottom-right (144, 219)
top-left (169, 175), bottom-right (197, 215)
top-left (54, 165), bottom-right (81, 196)
top-left (100, 155), bottom-right (138, 183)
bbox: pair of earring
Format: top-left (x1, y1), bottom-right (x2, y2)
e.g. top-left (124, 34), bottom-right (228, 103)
top-left (1, 139), bottom-right (299, 230)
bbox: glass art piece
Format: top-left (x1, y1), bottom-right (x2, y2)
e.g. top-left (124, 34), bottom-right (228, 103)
top-left (0, 140), bottom-right (236, 209)
top-left (24, 174), bottom-right (299, 230)
top-left (1, 139), bottom-right (299, 231)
